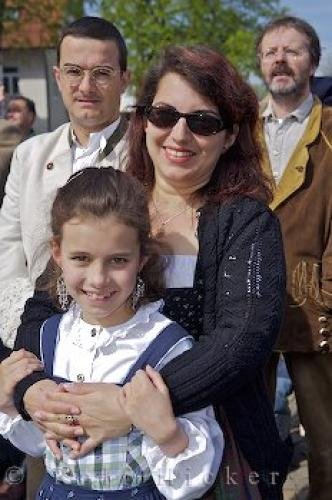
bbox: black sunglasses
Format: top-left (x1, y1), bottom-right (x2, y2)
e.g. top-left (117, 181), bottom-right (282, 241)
top-left (143, 105), bottom-right (229, 136)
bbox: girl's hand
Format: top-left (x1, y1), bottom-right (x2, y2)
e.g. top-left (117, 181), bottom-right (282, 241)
top-left (0, 349), bottom-right (43, 416)
top-left (24, 379), bottom-right (81, 423)
top-left (45, 434), bottom-right (81, 460)
top-left (120, 365), bottom-right (188, 456)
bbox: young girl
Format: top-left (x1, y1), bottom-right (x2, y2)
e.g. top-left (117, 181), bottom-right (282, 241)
top-left (0, 167), bottom-right (223, 500)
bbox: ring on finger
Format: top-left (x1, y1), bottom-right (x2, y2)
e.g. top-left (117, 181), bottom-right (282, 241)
top-left (55, 414), bottom-right (79, 425)
top-left (64, 414), bottom-right (79, 426)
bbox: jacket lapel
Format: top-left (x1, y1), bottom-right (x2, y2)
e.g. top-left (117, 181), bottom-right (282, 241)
top-left (43, 117), bottom-right (128, 186)
top-left (97, 115), bottom-right (128, 166)
top-left (43, 124), bottom-right (73, 193)
top-left (260, 98), bottom-right (322, 210)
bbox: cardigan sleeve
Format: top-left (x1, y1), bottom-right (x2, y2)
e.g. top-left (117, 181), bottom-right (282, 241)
top-left (0, 339), bottom-right (10, 362)
top-left (13, 289), bottom-right (59, 418)
top-left (160, 198), bottom-right (286, 415)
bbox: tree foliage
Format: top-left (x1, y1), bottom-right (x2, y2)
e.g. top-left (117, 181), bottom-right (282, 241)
top-left (98, 0), bottom-right (286, 91)
top-left (1, 0), bottom-right (84, 48)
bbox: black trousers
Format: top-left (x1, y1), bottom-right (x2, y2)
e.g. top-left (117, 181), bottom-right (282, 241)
top-left (266, 351), bottom-right (332, 500)
top-left (0, 437), bottom-right (24, 481)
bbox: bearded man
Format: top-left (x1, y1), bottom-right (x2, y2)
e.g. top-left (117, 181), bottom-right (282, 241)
top-left (257, 16), bottom-right (332, 500)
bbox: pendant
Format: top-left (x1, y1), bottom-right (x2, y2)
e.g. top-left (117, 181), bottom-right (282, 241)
top-left (152, 226), bottom-right (166, 239)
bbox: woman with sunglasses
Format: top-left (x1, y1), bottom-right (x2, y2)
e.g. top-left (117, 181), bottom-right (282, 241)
top-left (13, 46), bottom-right (289, 499)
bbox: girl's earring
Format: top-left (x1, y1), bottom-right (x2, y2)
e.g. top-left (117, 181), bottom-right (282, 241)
top-left (132, 276), bottom-right (145, 309)
top-left (56, 275), bottom-right (69, 311)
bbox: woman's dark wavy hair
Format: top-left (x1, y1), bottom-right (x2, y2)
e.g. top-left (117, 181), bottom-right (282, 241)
top-left (127, 45), bottom-right (272, 204)
top-left (41, 167), bottom-right (165, 309)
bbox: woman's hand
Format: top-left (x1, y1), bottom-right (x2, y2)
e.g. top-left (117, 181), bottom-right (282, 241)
top-left (24, 380), bottom-right (83, 441)
top-left (120, 366), bottom-right (188, 456)
top-left (25, 380), bottom-right (82, 459)
top-left (0, 349), bottom-right (43, 416)
top-left (34, 382), bottom-right (132, 458)
top-left (24, 379), bottom-right (80, 424)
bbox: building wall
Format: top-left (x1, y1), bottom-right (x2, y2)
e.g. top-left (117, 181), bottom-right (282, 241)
top-left (44, 49), bottom-right (68, 131)
top-left (3, 48), bottom-right (67, 133)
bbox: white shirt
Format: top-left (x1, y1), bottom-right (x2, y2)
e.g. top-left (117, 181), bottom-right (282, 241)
top-left (262, 94), bottom-right (314, 183)
top-left (72, 118), bottom-right (120, 173)
top-left (0, 300), bottom-right (223, 500)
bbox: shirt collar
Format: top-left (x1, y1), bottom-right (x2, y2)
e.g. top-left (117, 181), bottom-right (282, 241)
top-left (262, 93), bottom-right (314, 123)
top-left (70, 117), bottom-right (121, 152)
top-left (65, 300), bottom-right (164, 350)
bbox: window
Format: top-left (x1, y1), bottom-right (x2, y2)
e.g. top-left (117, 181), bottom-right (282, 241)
top-left (3, 67), bottom-right (19, 95)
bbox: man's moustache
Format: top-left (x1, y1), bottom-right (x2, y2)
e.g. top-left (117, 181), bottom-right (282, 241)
top-left (271, 64), bottom-right (294, 77)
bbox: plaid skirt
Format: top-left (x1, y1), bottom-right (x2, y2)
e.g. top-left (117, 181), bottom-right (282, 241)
top-left (36, 474), bottom-right (165, 500)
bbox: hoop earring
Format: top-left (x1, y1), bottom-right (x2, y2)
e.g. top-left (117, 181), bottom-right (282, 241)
top-left (132, 276), bottom-right (145, 309)
top-left (56, 275), bottom-right (69, 311)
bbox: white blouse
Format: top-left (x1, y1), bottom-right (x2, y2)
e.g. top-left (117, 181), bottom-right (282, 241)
top-left (163, 255), bottom-right (197, 288)
top-left (0, 300), bottom-right (223, 500)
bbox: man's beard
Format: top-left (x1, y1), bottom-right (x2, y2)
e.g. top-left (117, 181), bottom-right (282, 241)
top-left (265, 62), bottom-right (306, 97)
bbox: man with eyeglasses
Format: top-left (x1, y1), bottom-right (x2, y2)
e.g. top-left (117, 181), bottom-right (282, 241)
top-left (0, 17), bottom-right (129, 285)
top-left (257, 16), bottom-right (332, 500)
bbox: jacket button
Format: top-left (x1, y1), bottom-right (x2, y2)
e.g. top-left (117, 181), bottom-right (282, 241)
top-left (319, 327), bottom-right (330, 337)
top-left (46, 162), bottom-right (54, 170)
top-left (319, 340), bottom-right (330, 353)
top-left (319, 315), bottom-right (328, 323)
top-left (296, 166), bottom-right (304, 173)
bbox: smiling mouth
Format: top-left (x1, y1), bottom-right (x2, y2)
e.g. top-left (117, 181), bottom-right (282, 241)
top-left (83, 290), bottom-right (115, 300)
top-left (164, 147), bottom-right (195, 158)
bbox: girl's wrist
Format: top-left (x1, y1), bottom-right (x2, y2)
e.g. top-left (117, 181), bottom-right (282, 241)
top-left (0, 402), bottom-right (19, 418)
top-left (158, 421), bottom-right (189, 457)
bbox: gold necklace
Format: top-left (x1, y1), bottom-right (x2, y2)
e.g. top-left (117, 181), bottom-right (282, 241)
top-left (152, 198), bottom-right (190, 227)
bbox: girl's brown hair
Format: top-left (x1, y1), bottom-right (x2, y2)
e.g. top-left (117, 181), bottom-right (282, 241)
top-left (43, 167), bottom-right (165, 308)
top-left (127, 45), bottom-right (272, 204)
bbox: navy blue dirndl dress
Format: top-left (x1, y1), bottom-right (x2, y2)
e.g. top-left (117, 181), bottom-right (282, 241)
top-left (36, 314), bottom-right (190, 500)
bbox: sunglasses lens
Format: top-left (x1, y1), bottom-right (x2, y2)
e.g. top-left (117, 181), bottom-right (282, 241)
top-left (187, 114), bottom-right (224, 135)
top-left (145, 106), bottom-right (226, 135)
top-left (146, 107), bottom-right (178, 128)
